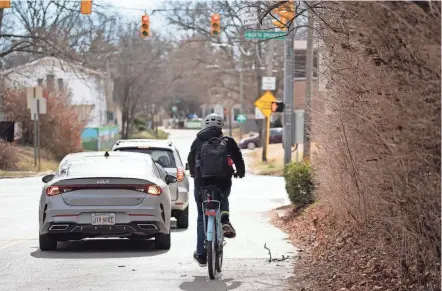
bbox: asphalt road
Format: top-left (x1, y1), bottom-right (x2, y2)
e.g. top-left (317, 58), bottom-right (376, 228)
top-left (0, 129), bottom-right (296, 291)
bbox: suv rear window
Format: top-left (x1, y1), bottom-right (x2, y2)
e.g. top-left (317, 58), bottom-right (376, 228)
top-left (115, 147), bottom-right (177, 168)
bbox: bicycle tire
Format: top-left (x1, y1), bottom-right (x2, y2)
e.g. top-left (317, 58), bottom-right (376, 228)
top-left (215, 236), bottom-right (223, 272)
top-left (207, 217), bottom-right (217, 280)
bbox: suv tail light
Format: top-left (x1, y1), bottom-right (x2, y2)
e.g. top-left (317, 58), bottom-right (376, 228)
top-left (177, 168), bottom-right (185, 182)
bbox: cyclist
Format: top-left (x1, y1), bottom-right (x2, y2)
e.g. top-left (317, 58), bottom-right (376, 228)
top-left (187, 113), bottom-right (245, 266)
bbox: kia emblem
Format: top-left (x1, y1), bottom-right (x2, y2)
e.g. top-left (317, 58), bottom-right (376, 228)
top-left (97, 180), bottom-right (110, 184)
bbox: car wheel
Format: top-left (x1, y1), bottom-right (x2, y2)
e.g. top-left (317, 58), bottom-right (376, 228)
top-left (176, 207), bottom-right (189, 229)
top-left (155, 232), bottom-right (171, 250)
top-left (39, 234), bottom-right (57, 251)
top-left (247, 142), bottom-right (256, 150)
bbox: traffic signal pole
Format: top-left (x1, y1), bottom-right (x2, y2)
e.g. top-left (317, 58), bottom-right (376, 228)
top-left (283, 27), bottom-right (295, 165)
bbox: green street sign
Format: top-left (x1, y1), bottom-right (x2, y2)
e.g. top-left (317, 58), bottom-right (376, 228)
top-left (244, 30), bottom-right (286, 40)
top-left (236, 114), bottom-right (247, 123)
top-left (172, 106), bottom-right (177, 113)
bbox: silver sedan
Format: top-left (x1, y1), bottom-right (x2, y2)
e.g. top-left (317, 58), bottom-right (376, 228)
top-left (38, 151), bottom-right (176, 251)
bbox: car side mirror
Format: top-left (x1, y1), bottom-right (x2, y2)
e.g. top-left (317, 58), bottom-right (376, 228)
top-left (42, 174), bottom-right (55, 183)
top-left (185, 163), bottom-right (189, 171)
top-left (165, 174), bottom-right (177, 185)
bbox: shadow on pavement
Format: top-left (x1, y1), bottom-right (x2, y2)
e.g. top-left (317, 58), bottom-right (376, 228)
top-left (179, 276), bottom-right (242, 291)
top-left (30, 239), bottom-right (168, 259)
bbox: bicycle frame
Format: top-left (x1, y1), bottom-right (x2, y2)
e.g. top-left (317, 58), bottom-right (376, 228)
top-left (202, 200), bottom-right (223, 244)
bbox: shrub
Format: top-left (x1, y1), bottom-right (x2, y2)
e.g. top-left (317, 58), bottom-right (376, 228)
top-left (2, 87), bottom-right (85, 160)
top-left (131, 129), bottom-right (169, 140)
top-left (284, 162), bottom-right (315, 207)
top-left (0, 140), bottom-right (19, 170)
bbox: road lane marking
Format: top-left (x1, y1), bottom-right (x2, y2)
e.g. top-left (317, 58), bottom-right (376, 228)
top-left (0, 233), bottom-right (36, 251)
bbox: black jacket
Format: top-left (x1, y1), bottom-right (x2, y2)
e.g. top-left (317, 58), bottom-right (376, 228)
top-left (187, 127), bottom-right (245, 181)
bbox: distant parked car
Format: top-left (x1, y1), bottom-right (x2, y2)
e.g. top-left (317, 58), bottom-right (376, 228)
top-left (238, 127), bottom-right (283, 150)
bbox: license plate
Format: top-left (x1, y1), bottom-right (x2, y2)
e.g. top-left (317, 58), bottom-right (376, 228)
top-left (92, 213), bottom-right (115, 225)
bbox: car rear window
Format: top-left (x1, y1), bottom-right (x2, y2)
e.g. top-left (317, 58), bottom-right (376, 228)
top-left (59, 158), bottom-right (154, 178)
top-left (115, 147), bottom-right (177, 168)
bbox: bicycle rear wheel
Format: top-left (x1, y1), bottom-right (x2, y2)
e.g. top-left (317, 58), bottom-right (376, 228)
top-left (215, 237), bottom-right (223, 272)
top-left (207, 217), bottom-right (217, 280)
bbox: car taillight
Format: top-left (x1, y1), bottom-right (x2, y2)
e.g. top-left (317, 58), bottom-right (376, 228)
top-left (142, 185), bottom-right (162, 196)
top-left (46, 186), bottom-right (61, 196)
top-left (177, 168), bottom-right (185, 182)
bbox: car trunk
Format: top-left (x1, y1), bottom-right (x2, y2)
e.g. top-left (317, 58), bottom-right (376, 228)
top-left (53, 178), bottom-right (153, 206)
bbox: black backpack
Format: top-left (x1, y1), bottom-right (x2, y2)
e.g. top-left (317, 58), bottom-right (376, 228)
top-left (199, 137), bottom-right (231, 179)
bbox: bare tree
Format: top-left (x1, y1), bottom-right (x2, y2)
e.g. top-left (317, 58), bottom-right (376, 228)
top-left (0, 1), bottom-right (117, 69)
top-left (110, 24), bottom-right (181, 138)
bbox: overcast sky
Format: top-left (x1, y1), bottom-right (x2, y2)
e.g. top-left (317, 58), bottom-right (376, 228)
top-left (100, 0), bottom-right (180, 37)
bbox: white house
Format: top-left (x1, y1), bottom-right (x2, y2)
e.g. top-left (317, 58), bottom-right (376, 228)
top-left (0, 57), bottom-right (122, 130)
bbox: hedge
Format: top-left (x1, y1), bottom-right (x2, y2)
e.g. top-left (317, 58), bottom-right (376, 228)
top-left (284, 162), bottom-right (315, 207)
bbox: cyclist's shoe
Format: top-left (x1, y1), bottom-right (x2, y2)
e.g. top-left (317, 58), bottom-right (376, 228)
top-left (193, 251), bottom-right (207, 267)
top-left (222, 222), bottom-right (236, 238)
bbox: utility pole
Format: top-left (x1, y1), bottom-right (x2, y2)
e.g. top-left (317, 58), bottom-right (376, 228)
top-left (262, 39), bottom-right (275, 162)
top-left (283, 28), bottom-right (295, 164)
top-left (239, 27), bottom-right (245, 140)
top-left (304, 9), bottom-right (314, 161)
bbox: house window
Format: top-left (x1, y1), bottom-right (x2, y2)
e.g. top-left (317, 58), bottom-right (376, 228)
top-left (233, 108), bottom-right (240, 121)
top-left (294, 50), bottom-right (318, 79)
top-left (107, 111), bottom-right (114, 123)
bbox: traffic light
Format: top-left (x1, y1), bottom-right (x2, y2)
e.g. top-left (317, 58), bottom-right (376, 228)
top-left (0, 1), bottom-right (11, 9)
top-left (141, 14), bottom-right (150, 39)
top-left (271, 101), bottom-right (285, 113)
top-left (211, 13), bottom-right (221, 36)
top-left (272, 15), bottom-right (288, 32)
top-left (80, 0), bottom-right (92, 15)
top-left (272, 1), bottom-right (295, 31)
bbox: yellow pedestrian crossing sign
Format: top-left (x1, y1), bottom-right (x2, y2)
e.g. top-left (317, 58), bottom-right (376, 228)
top-left (254, 91), bottom-right (277, 118)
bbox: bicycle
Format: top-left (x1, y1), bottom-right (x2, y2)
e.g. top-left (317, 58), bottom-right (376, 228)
top-left (201, 185), bottom-right (225, 280)
top-left (200, 157), bottom-right (238, 279)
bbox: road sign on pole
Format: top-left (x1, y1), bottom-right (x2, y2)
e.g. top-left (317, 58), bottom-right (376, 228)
top-left (255, 107), bottom-right (265, 119)
top-left (27, 86), bottom-right (42, 109)
top-left (262, 77), bottom-right (276, 91)
top-left (240, 7), bottom-right (258, 28)
top-left (254, 91), bottom-right (277, 118)
top-left (236, 114), bottom-right (246, 123)
top-left (244, 30), bottom-right (285, 40)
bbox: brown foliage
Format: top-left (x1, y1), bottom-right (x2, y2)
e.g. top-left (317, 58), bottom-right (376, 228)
top-left (311, 1), bottom-right (441, 289)
top-left (2, 87), bottom-right (85, 160)
top-left (0, 140), bottom-right (19, 170)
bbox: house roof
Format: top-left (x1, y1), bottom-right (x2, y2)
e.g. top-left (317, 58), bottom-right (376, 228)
top-left (0, 57), bottom-right (110, 107)
top-left (1, 57), bottom-right (107, 79)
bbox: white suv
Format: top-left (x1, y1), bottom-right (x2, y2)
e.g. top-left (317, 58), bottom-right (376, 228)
top-left (112, 139), bottom-right (190, 228)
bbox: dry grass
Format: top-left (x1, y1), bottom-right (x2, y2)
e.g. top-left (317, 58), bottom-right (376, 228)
top-left (0, 146), bottom-right (58, 177)
top-left (244, 144), bottom-right (306, 176)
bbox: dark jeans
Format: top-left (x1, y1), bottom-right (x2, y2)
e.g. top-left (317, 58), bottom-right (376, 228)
top-left (194, 179), bottom-right (231, 257)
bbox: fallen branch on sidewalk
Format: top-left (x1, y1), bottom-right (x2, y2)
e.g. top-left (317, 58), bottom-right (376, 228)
top-left (264, 243), bottom-right (290, 263)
